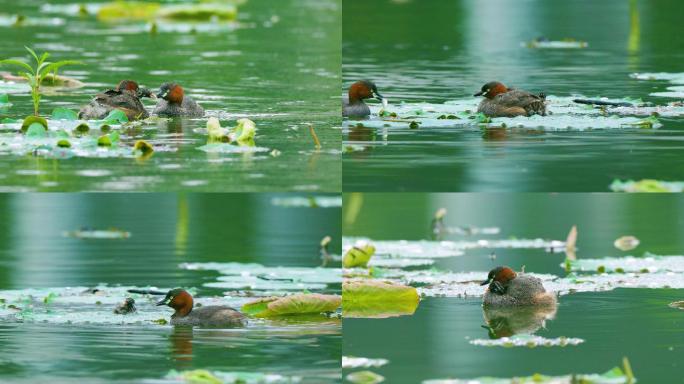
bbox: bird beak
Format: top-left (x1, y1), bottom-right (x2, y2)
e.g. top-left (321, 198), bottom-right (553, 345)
top-left (156, 90), bottom-right (168, 99)
top-left (480, 278), bottom-right (491, 286)
top-left (373, 91), bottom-right (384, 102)
top-left (474, 91), bottom-right (484, 97)
top-left (156, 297), bottom-right (169, 306)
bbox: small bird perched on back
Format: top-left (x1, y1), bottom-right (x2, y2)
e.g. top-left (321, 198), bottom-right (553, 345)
top-left (474, 81), bottom-right (546, 117)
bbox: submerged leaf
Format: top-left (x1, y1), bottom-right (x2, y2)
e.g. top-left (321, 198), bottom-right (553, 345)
top-left (669, 301), bottom-right (684, 310)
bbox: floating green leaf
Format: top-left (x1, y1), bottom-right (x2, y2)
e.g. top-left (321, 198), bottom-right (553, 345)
top-left (343, 241), bottom-right (375, 268)
top-left (104, 109), bottom-right (129, 124)
top-left (342, 279), bottom-right (420, 318)
top-left (231, 118), bottom-right (257, 144)
top-left (51, 107), bottom-right (78, 121)
top-left (610, 179), bottom-right (684, 193)
top-left (242, 293), bottom-right (340, 318)
top-left (346, 371), bottom-right (385, 384)
top-left (21, 115), bottom-right (47, 132)
top-left (25, 122), bottom-right (47, 138)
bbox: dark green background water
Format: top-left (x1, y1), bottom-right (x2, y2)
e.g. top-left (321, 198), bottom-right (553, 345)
top-left (0, 0), bottom-right (341, 192)
top-left (342, 0), bottom-right (684, 192)
top-left (0, 193), bottom-right (341, 383)
top-left (343, 193), bottom-right (684, 382)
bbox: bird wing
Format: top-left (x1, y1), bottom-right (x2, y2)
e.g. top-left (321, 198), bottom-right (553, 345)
top-left (494, 89), bottom-right (544, 108)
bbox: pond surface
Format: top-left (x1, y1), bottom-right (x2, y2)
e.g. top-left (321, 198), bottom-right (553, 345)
top-left (342, 0), bottom-right (684, 192)
top-left (0, 0), bottom-right (341, 192)
top-left (0, 193), bottom-right (342, 383)
top-left (342, 193), bottom-right (684, 383)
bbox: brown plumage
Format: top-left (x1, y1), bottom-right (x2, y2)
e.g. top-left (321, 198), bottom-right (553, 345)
top-left (78, 80), bottom-right (152, 120)
top-left (474, 81), bottom-right (546, 117)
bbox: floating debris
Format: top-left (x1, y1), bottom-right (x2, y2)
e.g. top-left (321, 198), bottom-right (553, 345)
top-left (669, 301), bottom-right (684, 310)
top-left (342, 356), bottom-right (389, 369)
top-left (63, 227), bottom-right (131, 239)
top-left (614, 236), bottom-right (640, 251)
top-left (470, 335), bottom-right (584, 348)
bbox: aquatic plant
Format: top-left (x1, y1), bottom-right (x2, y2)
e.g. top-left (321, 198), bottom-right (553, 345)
top-left (0, 46), bottom-right (81, 115)
top-left (241, 293), bottom-right (341, 317)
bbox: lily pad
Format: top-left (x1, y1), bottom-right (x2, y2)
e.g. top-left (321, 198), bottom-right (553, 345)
top-left (104, 109), bottom-right (129, 124)
top-left (346, 371), bottom-right (385, 384)
top-left (51, 107), bottom-right (78, 121)
top-left (469, 335), bottom-right (584, 348)
top-left (164, 369), bottom-right (296, 384)
top-left (25, 122), bottom-right (47, 138)
top-left (21, 115), bottom-right (48, 132)
top-left (342, 279), bottom-right (420, 318)
top-left (423, 366), bottom-right (633, 384)
top-left (241, 293), bottom-right (341, 317)
top-left (563, 254), bottom-right (684, 274)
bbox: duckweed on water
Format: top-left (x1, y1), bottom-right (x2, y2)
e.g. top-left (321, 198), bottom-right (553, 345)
top-left (422, 365), bottom-right (634, 384)
top-left (163, 369), bottom-right (297, 384)
top-left (469, 335), bottom-right (585, 348)
top-left (563, 254), bottom-right (684, 273)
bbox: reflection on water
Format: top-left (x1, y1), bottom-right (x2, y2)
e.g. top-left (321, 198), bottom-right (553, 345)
top-left (343, 0), bottom-right (684, 192)
top-left (0, 193), bottom-right (341, 383)
top-left (482, 305), bottom-right (557, 338)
